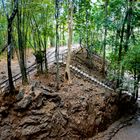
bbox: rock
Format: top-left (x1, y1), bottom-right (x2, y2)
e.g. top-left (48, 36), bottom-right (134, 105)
top-left (15, 95), bottom-right (32, 111)
top-left (33, 88), bottom-right (42, 97)
top-left (21, 122), bottom-right (49, 136)
top-left (32, 92), bottom-right (61, 108)
top-left (35, 132), bottom-right (50, 139)
top-left (16, 90), bottom-right (24, 102)
top-left (22, 125), bottom-right (41, 136)
top-left (42, 92), bottom-right (60, 100)
top-left (30, 110), bottom-right (44, 115)
top-left (41, 85), bottom-right (54, 93)
top-left (49, 128), bottom-right (59, 137)
top-left (71, 104), bottom-right (83, 113)
top-left (47, 95), bottom-right (61, 104)
top-left (20, 116), bottom-right (41, 127)
top-left (0, 106), bottom-right (9, 116)
top-left (34, 94), bottom-right (43, 108)
top-left (0, 125), bottom-right (12, 140)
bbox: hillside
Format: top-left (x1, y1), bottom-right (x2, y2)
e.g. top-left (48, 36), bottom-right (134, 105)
top-left (0, 49), bottom-right (134, 140)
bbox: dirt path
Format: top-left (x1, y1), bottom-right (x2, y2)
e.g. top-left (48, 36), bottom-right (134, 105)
top-left (0, 44), bottom-right (79, 84)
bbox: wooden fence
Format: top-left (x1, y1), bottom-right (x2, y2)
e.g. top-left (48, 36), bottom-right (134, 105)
top-left (0, 48), bottom-right (68, 91)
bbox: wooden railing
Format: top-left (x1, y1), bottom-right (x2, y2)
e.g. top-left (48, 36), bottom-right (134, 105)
top-left (0, 48), bottom-right (69, 91)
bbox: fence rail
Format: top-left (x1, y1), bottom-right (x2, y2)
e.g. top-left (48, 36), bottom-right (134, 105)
top-left (0, 49), bottom-right (68, 91)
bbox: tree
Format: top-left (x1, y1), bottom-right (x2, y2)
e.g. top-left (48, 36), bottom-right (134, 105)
top-left (117, 0), bottom-right (133, 90)
top-left (55, 0), bottom-right (60, 89)
top-left (123, 44), bottom-right (140, 102)
top-left (17, 0), bottom-right (28, 85)
top-left (1, 0), bottom-right (19, 93)
top-left (65, 0), bottom-right (73, 83)
top-left (102, 0), bottom-right (108, 77)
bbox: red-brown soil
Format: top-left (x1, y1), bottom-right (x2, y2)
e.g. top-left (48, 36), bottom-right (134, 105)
top-left (1, 48), bottom-right (135, 140)
top-left (0, 63), bottom-right (120, 140)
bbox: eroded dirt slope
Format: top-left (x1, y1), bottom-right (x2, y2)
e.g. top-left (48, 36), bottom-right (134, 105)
top-left (0, 65), bottom-right (120, 140)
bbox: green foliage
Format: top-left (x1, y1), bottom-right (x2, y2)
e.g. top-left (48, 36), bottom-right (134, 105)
top-left (123, 43), bottom-right (140, 74)
top-left (0, 8), bottom-right (7, 49)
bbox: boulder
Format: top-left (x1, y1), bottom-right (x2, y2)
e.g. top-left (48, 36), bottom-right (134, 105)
top-left (15, 95), bottom-right (32, 111)
top-left (0, 125), bottom-right (12, 140)
top-left (33, 93), bottom-right (44, 108)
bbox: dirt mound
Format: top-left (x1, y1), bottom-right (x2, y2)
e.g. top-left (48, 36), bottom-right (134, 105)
top-left (71, 48), bottom-right (117, 89)
top-left (0, 65), bottom-right (121, 140)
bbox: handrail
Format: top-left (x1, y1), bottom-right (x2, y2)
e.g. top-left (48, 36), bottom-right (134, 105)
top-left (0, 48), bottom-right (68, 91)
top-left (0, 50), bottom-right (52, 86)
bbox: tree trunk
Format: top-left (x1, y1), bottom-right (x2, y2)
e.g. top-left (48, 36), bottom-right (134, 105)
top-left (44, 37), bottom-right (48, 72)
top-left (65, 0), bottom-right (73, 83)
top-left (86, 6), bottom-right (89, 58)
top-left (7, 20), bottom-right (15, 93)
top-left (117, 11), bottom-right (128, 88)
top-left (79, 0), bottom-right (82, 49)
top-left (17, 1), bottom-right (28, 85)
top-left (55, 0), bottom-right (60, 89)
top-left (132, 73), bottom-right (139, 103)
top-left (3, 0), bottom-right (19, 93)
top-left (102, 0), bottom-right (108, 77)
top-left (63, 23), bottom-right (65, 46)
top-left (117, 0), bottom-right (132, 89)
